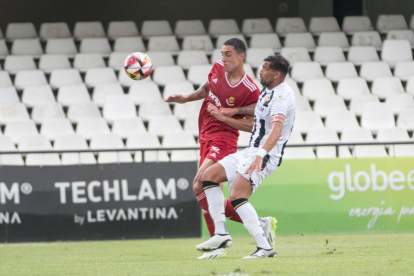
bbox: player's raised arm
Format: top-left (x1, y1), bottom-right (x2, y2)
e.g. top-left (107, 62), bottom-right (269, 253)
top-left (219, 103), bottom-right (257, 117)
top-left (164, 81), bottom-right (210, 104)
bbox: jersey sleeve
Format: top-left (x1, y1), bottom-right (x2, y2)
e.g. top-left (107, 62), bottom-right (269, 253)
top-left (207, 62), bottom-right (221, 83)
top-left (270, 96), bottom-right (288, 117)
top-left (245, 86), bottom-right (260, 105)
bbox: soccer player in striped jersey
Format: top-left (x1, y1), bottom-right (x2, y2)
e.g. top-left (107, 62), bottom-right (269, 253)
top-left (165, 38), bottom-right (276, 259)
top-left (196, 54), bottom-right (295, 258)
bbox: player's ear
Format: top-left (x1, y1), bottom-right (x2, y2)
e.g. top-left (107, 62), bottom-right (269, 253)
top-left (239, 52), bottom-right (245, 61)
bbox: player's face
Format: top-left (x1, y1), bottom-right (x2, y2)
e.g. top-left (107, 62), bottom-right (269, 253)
top-left (259, 61), bottom-right (279, 88)
top-left (221, 45), bottom-right (244, 72)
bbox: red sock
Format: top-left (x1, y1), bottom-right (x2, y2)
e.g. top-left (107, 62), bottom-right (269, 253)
top-left (224, 198), bottom-right (243, 223)
top-left (196, 191), bottom-right (215, 237)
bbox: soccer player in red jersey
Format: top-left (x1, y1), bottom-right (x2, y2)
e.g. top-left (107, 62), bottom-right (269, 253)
top-left (165, 38), bottom-right (276, 259)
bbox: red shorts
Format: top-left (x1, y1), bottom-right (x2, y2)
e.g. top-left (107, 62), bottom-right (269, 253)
top-left (199, 138), bottom-right (238, 167)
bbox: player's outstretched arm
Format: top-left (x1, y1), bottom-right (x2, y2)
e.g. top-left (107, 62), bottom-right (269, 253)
top-left (164, 81), bottom-right (210, 104)
top-left (208, 104), bottom-right (254, 132)
top-left (219, 103), bottom-right (256, 117)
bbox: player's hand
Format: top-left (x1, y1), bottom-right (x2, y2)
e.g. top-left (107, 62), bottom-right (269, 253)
top-left (245, 156), bottom-right (263, 178)
top-left (164, 94), bottom-right (187, 104)
top-left (207, 104), bottom-right (226, 122)
top-left (219, 107), bottom-right (238, 117)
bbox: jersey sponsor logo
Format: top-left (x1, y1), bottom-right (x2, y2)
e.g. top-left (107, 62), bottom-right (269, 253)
top-left (213, 78), bottom-right (218, 84)
top-left (210, 153), bottom-right (217, 158)
top-left (208, 91), bottom-right (222, 107)
top-left (211, 146), bottom-right (220, 153)
top-left (226, 96), bottom-right (235, 106)
top-left (271, 114), bottom-right (285, 124)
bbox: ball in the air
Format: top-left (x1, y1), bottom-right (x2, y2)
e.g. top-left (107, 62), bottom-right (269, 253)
top-left (124, 52), bottom-right (153, 80)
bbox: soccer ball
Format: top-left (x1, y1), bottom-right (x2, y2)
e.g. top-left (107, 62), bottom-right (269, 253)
top-left (124, 52), bottom-right (153, 80)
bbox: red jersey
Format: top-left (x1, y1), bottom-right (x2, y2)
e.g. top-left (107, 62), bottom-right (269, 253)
top-left (198, 60), bottom-right (260, 143)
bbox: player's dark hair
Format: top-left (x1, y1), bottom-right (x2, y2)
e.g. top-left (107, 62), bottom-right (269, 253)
top-left (263, 54), bottom-right (290, 76)
top-left (223, 38), bottom-right (247, 54)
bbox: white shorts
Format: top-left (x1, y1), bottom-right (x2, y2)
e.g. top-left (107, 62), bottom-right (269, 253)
top-left (218, 147), bottom-right (279, 193)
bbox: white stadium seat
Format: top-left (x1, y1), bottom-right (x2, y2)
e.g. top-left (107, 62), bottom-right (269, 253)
top-left (242, 18), bottom-right (273, 37)
top-left (407, 77), bottom-right (414, 95)
top-left (174, 100), bottom-right (203, 120)
top-left (376, 14), bottom-right (408, 34)
top-left (11, 39), bottom-right (43, 57)
top-left (325, 111), bottom-right (360, 133)
top-left (302, 78), bottom-right (335, 101)
top-left (411, 15), bottom-right (414, 31)
top-left (113, 36), bottom-right (146, 52)
top-left (54, 134), bottom-right (96, 165)
top-left (148, 115), bottom-right (184, 136)
top-left (0, 39), bottom-right (9, 59)
top-left (4, 55), bottom-right (36, 74)
top-left (0, 71), bottom-right (13, 87)
top-left (294, 111), bottom-right (325, 134)
top-left (371, 77), bottom-right (405, 100)
top-left (74, 21), bottom-right (105, 40)
top-left (31, 103), bottom-right (66, 124)
top-left (284, 32), bottom-right (316, 50)
top-left (351, 31), bottom-right (382, 50)
top-left (280, 47), bottom-right (311, 65)
top-left (40, 22), bottom-right (71, 40)
top-left (347, 46), bottom-right (380, 66)
top-left (118, 67), bottom-right (151, 87)
top-left (5, 120), bottom-right (38, 144)
top-left (215, 34), bottom-right (247, 49)
top-left (177, 51), bottom-right (210, 69)
top-left (187, 65), bottom-right (211, 86)
top-left (0, 136), bottom-right (24, 165)
top-left (276, 17), bottom-right (307, 37)
top-left (112, 118), bottom-right (147, 139)
top-left (85, 68), bottom-right (118, 87)
top-left (103, 94), bottom-right (137, 123)
top-left (18, 134), bottom-right (61, 166)
top-left (349, 94), bottom-right (380, 116)
top-left (127, 133), bottom-right (170, 162)
top-left (40, 118), bottom-right (75, 141)
top-left (128, 81), bottom-right (162, 105)
top-left (341, 128), bottom-right (388, 158)
top-left (76, 118), bottom-right (111, 140)
top-left (153, 66), bottom-right (186, 86)
top-left (313, 46), bottom-right (346, 65)
top-left (377, 128), bottom-right (414, 157)
top-left (93, 83), bottom-right (124, 107)
top-left (386, 30), bottom-right (414, 48)
top-left (394, 61), bottom-right (414, 81)
top-left (342, 16), bottom-right (374, 35)
top-left (182, 35), bottom-right (214, 53)
top-left (50, 69), bottom-right (83, 89)
top-left (22, 85), bottom-right (55, 107)
top-left (250, 33), bottom-right (282, 52)
top-left (90, 133), bottom-right (133, 164)
top-left (147, 36), bottom-right (180, 53)
top-left (295, 96), bottom-right (312, 111)
top-left (208, 19), bottom-right (241, 38)
top-left (163, 81), bottom-right (195, 100)
top-left (361, 103), bottom-right (396, 133)
top-left (107, 21), bottom-right (139, 40)
top-left (139, 102), bottom-right (172, 122)
top-left (397, 108), bottom-right (414, 131)
top-left (337, 78), bottom-right (370, 100)
top-left (381, 40), bottom-right (413, 68)
top-left (306, 128), bottom-right (352, 158)
top-left (79, 38), bottom-right (112, 56)
top-left (145, 51), bottom-right (175, 68)
top-left (163, 132), bottom-right (198, 162)
top-left (73, 53), bottom-right (106, 72)
top-left (184, 116), bottom-right (199, 137)
top-left (318, 32), bottom-right (350, 50)
top-left (108, 52), bottom-right (130, 70)
top-left (45, 38), bottom-right (77, 56)
top-left (283, 130), bottom-right (316, 159)
top-left (57, 84), bottom-right (91, 106)
top-left (141, 20), bottom-right (173, 39)
top-left (360, 61), bottom-right (393, 81)
top-left (39, 54), bottom-right (71, 73)
top-left (245, 48), bottom-right (274, 69)
top-left (14, 70), bottom-right (48, 90)
top-left (291, 62), bottom-right (324, 83)
top-left (309, 17), bottom-right (341, 35)
top-left (386, 94), bottom-right (414, 115)
top-left (313, 95), bottom-right (347, 118)
top-left (0, 87), bottom-right (20, 105)
top-left (6, 23), bottom-right (37, 41)
top-left (175, 20), bottom-right (207, 38)
top-left (325, 62), bottom-right (358, 82)
top-left (67, 103), bottom-right (101, 123)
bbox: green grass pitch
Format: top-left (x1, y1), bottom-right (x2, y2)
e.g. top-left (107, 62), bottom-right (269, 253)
top-left (1, 234), bottom-right (413, 276)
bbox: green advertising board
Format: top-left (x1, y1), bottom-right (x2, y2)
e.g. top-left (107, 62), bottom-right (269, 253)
top-left (202, 157), bottom-right (414, 237)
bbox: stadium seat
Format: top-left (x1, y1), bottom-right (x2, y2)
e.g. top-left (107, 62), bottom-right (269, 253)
top-left (406, 76), bottom-right (414, 95)
top-left (386, 94), bottom-right (414, 115)
top-left (108, 52), bottom-right (130, 70)
top-left (5, 120), bottom-right (38, 144)
top-left (4, 55), bottom-right (36, 74)
top-left (163, 81), bottom-right (195, 100)
top-left (361, 103), bottom-right (395, 133)
top-left (377, 128), bottom-right (414, 157)
top-left (250, 33), bottom-right (282, 52)
top-left (177, 51), bottom-right (210, 69)
top-left (57, 84), bottom-right (91, 106)
top-left (242, 18), bottom-right (273, 37)
top-left (181, 35), bottom-right (214, 53)
top-left (45, 38), bottom-right (78, 57)
top-left (280, 47), bottom-right (311, 65)
top-left (411, 15), bottom-right (414, 31)
top-left (347, 46), bottom-right (380, 66)
top-left (67, 103), bottom-right (101, 123)
top-left (325, 62), bottom-right (358, 82)
top-left (103, 94), bottom-right (137, 123)
top-left (139, 102), bottom-right (172, 122)
top-left (342, 16), bottom-right (374, 34)
top-left (93, 83), bottom-right (124, 107)
top-left (113, 36), bottom-right (146, 52)
top-left (397, 108), bottom-right (414, 131)
top-left (90, 133), bottom-right (133, 164)
top-left (381, 40), bottom-right (413, 68)
top-left (394, 61), bottom-right (414, 81)
top-left (107, 21), bottom-right (139, 40)
top-left (309, 17), bottom-right (341, 35)
top-left (153, 66), bottom-right (186, 86)
top-left (141, 20), bottom-right (173, 39)
top-left (376, 14), bottom-right (408, 34)
top-left (50, 69), bottom-right (83, 89)
top-left (127, 133), bottom-right (170, 162)
top-left (148, 115), bottom-right (184, 136)
top-left (360, 61), bottom-right (393, 81)
top-left (283, 130), bottom-right (316, 159)
top-left (14, 70), bottom-right (48, 90)
top-left (215, 34), bottom-right (247, 49)
top-left (302, 78), bottom-right (335, 101)
top-left (39, 54), bottom-right (71, 73)
top-left (325, 111), bottom-right (360, 133)
top-left (386, 30), bottom-right (414, 48)
top-left (74, 21), bottom-right (106, 40)
top-left (163, 132), bottom-right (198, 162)
top-left (0, 87), bottom-right (20, 105)
top-left (147, 36), bottom-right (180, 53)
top-left (118, 67), bottom-right (151, 87)
top-left (285, 78), bottom-right (301, 97)
top-left (145, 51), bottom-right (175, 68)
top-left (22, 85), bottom-right (55, 107)
top-left (129, 81), bottom-right (162, 105)
top-left (245, 48), bottom-right (274, 69)
top-left (6, 23), bottom-right (37, 41)
top-left (187, 65), bottom-right (211, 86)
top-left (19, 134), bottom-right (62, 166)
top-left (306, 128), bottom-right (352, 158)
top-left (85, 68), bottom-right (118, 87)
top-left (79, 38), bottom-right (112, 56)
top-left (40, 118), bottom-right (75, 141)
top-left (295, 96), bottom-right (312, 111)
top-left (0, 136), bottom-right (24, 165)
top-left (341, 128), bottom-right (388, 158)
top-left (31, 103), bottom-right (66, 124)
top-left (39, 22), bottom-right (71, 40)
top-left (112, 118), bottom-right (147, 139)
top-left (183, 116), bottom-right (199, 137)
top-left (351, 31), bottom-right (383, 50)
top-left (284, 33), bottom-right (316, 51)
top-left (73, 53), bottom-right (106, 72)
top-left (54, 134), bottom-right (96, 165)
top-left (291, 62), bottom-right (324, 82)
top-left (294, 111), bottom-right (325, 134)
top-left (0, 71), bottom-right (13, 87)
top-left (317, 32), bottom-right (350, 50)
top-left (175, 20), bottom-right (207, 38)
top-left (11, 39), bottom-right (43, 57)
top-left (337, 78), bottom-right (370, 100)
top-left (0, 28), bottom-right (2, 39)
top-left (0, 39), bottom-right (9, 59)
top-left (76, 117), bottom-right (111, 140)
top-left (210, 49), bottom-right (223, 64)
top-left (275, 17), bottom-right (307, 37)
top-left (313, 46), bottom-right (346, 65)
top-left (208, 19), bottom-right (241, 38)
top-left (371, 77), bottom-right (405, 99)
top-left (313, 95), bottom-right (347, 118)
top-left (174, 100), bottom-right (203, 120)
top-left (349, 94), bottom-right (380, 116)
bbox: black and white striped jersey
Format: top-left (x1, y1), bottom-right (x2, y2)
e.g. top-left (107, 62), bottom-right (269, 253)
top-left (248, 82), bottom-right (296, 159)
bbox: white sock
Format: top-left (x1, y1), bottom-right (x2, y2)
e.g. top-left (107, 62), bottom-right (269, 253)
top-left (236, 202), bottom-right (271, 249)
top-left (204, 186), bottom-right (227, 235)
